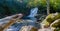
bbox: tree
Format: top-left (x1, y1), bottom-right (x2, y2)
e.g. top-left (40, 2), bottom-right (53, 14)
top-left (46, 0), bottom-right (50, 15)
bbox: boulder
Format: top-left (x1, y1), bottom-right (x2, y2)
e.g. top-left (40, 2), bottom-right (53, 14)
top-left (41, 13), bottom-right (60, 27)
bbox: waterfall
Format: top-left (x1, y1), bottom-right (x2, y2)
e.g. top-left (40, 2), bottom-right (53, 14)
top-left (0, 7), bottom-right (39, 31)
top-left (28, 7), bottom-right (38, 17)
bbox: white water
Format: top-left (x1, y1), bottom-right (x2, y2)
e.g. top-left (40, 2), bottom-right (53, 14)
top-left (28, 7), bottom-right (38, 17)
top-left (0, 7), bottom-right (38, 31)
top-left (0, 7), bottom-right (54, 31)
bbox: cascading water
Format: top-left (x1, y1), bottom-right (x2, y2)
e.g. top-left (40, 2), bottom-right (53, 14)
top-left (28, 7), bottom-right (38, 18)
top-left (27, 7), bottom-right (38, 22)
top-left (0, 7), bottom-right (39, 31)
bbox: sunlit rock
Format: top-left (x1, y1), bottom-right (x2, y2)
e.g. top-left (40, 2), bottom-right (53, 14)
top-left (41, 13), bottom-right (60, 28)
top-left (0, 13), bottom-right (23, 31)
top-left (20, 25), bottom-right (37, 31)
top-left (50, 19), bottom-right (60, 31)
top-left (38, 28), bottom-right (53, 31)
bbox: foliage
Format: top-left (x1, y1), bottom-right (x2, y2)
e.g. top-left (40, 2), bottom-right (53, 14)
top-left (0, 0), bottom-right (60, 18)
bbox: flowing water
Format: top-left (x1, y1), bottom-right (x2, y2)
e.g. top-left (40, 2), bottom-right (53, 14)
top-left (0, 7), bottom-right (39, 31)
top-left (0, 7), bottom-right (54, 31)
top-left (28, 7), bottom-right (38, 17)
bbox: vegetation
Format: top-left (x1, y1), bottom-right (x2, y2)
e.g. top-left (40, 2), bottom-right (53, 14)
top-left (0, 0), bottom-right (60, 18)
top-left (0, 0), bottom-right (60, 31)
top-left (41, 13), bottom-right (60, 31)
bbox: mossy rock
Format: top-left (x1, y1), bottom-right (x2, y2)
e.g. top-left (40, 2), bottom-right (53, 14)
top-left (30, 27), bottom-right (38, 31)
top-left (54, 28), bottom-right (60, 31)
top-left (42, 13), bottom-right (60, 27)
top-left (51, 19), bottom-right (60, 28)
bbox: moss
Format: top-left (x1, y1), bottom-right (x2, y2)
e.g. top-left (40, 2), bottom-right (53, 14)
top-left (42, 13), bottom-right (60, 27)
top-left (54, 28), bottom-right (60, 31)
top-left (46, 13), bottom-right (60, 24)
top-left (30, 27), bottom-right (38, 31)
top-left (51, 19), bottom-right (60, 28)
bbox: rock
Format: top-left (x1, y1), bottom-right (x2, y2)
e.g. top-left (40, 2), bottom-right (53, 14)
top-left (50, 19), bottom-right (60, 31)
top-left (41, 13), bottom-right (60, 27)
top-left (20, 25), bottom-right (38, 31)
top-left (38, 28), bottom-right (53, 31)
top-left (50, 19), bottom-right (60, 28)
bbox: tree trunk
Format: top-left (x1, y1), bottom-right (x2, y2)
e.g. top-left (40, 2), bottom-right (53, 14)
top-left (46, 0), bottom-right (50, 15)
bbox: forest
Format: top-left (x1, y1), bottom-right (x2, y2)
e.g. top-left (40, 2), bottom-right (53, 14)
top-left (0, 0), bottom-right (60, 18)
